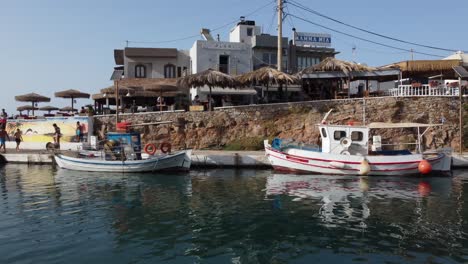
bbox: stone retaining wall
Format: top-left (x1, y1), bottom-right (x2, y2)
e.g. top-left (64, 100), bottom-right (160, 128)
top-left (94, 97), bottom-right (462, 150)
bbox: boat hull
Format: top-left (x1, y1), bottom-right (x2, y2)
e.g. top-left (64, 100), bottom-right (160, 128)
top-left (265, 142), bottom-right (451, 176)
top-left (54, 150), bottom-right (192, 173)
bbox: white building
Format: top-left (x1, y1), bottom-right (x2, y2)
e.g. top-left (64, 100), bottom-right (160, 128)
top-left (189, 19), bottom-right (260, 105)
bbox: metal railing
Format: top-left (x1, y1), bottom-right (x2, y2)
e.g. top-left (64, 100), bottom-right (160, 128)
top-left (388, 85), bottom-right (459, 97)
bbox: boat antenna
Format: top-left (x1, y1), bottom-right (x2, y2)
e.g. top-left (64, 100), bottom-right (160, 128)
top-left (321, 109), bottom-right (334, 124)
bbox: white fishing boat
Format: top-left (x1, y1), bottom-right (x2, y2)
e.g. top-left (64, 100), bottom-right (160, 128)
top-left (54, 131), bottom-right (192, 173)
top-left (54, 149), bottom-right (192, 173)
top-left (264, 111), bottom-right (452, 176)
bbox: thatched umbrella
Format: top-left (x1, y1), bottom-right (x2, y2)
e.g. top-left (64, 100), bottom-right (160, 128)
top-left (59, 106), bottom-right (77, 113)
top-left (55, 89), bottom-right (90, 112)
top-left (17, 105), bottom-right (39, 116)
top-left (145, 79), bottom-right (180, 111)
top-left (15, 93), bottom-right (51, 116)
top-left (236, 66), bottom-right (298, 103)
top-left (39, 105), bottom-right (59, 114)
top-left (300, 57), bottom-right (377, 77)
top-left (300, 57), bottom-right (379, 98)
top-left (177, 69), bottom-right (238, 111)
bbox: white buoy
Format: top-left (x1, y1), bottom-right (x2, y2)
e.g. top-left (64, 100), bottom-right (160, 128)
top-left (359, 158), bottom-right (371, 175)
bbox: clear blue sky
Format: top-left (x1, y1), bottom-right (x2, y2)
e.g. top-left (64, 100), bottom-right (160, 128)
top-left (1, 0), bottom-right (467, 114)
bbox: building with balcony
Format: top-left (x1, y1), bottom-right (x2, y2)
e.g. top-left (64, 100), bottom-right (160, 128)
top-left (114, 47), bottom-right (190, 79)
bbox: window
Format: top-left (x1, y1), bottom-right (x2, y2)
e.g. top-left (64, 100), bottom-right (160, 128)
top-left (333, 130), bottom-right (347, 140)
top-left (247, 28), bottom-right (253, 36)
top-left (219, 55), bottom-right (229, 74)
top-left (177, 67), bottom-right (182, 77)
top-left (351, 131), bottom-right (364, 141)
top-left (135, 64), bottom-right (146, 78)
top-left (164, 64), bottom-right (176, 78)
top-left (321, 128), bottom-right (327, 138)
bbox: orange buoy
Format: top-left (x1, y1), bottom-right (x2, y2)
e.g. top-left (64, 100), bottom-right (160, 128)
top-left (418, 160), bottom-right (432, 175)
top-left (160, 142), bottom-right (172, 154)
top-left (144, 143), bottom-right (157, 155)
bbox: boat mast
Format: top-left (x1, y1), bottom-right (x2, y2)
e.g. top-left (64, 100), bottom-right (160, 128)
top-left (277, 0), bottom-right (283, 72)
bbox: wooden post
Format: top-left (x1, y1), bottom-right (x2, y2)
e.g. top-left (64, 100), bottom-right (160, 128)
top-left (115, 80), bottom-right (119, 129)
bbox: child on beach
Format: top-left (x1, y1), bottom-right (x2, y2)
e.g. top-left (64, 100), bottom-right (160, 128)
top-left (76, 121), bottom-right (82, 142)
top-left (14, 129), bottom-right (23, 151)
top-left (0, 128), bottom-right (10, 153)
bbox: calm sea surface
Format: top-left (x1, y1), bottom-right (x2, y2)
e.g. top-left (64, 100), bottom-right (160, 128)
top-left (0, 165), bottom-right (467, 264)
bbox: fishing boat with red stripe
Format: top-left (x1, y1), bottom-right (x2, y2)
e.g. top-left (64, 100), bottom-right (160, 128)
top-left (264, 110), bottom-right (452, 176)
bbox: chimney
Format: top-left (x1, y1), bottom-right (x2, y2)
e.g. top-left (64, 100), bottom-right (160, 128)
top-left (201, 28), bottom-right (214, 41)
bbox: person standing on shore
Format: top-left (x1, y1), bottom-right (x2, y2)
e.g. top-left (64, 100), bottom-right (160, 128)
top-left (14, 128), bottom-right (22, 151)
top-left (75, 121), bottom-right (82, 142)
top-left (52, 123), bottom-right (61, 149)
top-left (0, 109), bottom-right (7, 129)
top-left (0, 127), bottom-right (10, 153)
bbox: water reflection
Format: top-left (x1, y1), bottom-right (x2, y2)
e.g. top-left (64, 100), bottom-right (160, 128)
top-left (0, 166), bottom-right (467, 263)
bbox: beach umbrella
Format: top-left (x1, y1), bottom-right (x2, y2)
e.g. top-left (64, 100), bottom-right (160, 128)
top-left (145, 78), bottom-right (180, 111)
top-left (59, 106), bottom-right (77, 112)
top-left (39, 105), bottom-right (59, 114)
top-left (177, 69), bottom-right (238, 111)
top-left (15, 93), bottom-right (51, 116)
top-left (300, 57), bottom-right (377, 77)
top-left (236, 66), bottom-right (298, 103)
top-left (54, 89), bottom-right (90, 112)
top-left (17, 105), bottom-right (39, 116)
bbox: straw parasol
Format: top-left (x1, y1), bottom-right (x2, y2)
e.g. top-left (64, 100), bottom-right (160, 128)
top-left (39, 105), bottom-right (60, 114)
top-left (17, 105), bottom-right (39, 116)
top-left (15, 93), bottom-right (51, 116)
top-left (59, 106), bottom-right (77, 112)
top-left (177, 69), bottom-right (238, 110)
top-left (145, 79), bottom-right (180, 111)
top-left (55, 89), bottom-right (90, 112)
top-left (236, 66), bottom-right (299, 103)
top-left (300, 57), bottom-right (377, 77)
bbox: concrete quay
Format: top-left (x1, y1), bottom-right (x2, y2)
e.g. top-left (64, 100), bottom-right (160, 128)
top-left (0, 149), bottom-right (271, 168)
top-left (2, 149), bottom-right (468, 169)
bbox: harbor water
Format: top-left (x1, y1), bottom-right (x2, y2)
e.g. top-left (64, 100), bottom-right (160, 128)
top-left (0, 165), bottom-right (467, 263)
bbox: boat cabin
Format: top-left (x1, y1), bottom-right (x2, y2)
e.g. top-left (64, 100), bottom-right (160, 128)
top-left (319, 124), bottom-right (369, 155)
top-left (318, 122), bottom-right (441, 155)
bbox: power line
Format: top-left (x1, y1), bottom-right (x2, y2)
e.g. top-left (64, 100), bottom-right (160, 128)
top-left (287, 0), bottom-right (466, 53)
top-left (127, 0), bottom-right (276, 45)
top-left (284, 3), bottom-right (295, 29)
top-left (266, 5), bottom-right (277, 34)
top-left (287, 13), bottom-right (445, 58)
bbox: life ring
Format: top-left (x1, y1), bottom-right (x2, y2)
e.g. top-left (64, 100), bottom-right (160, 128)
top-left (160, 142), bottom-right (172, 154)
top-left (339, 137), bottom-right (352, 148)
top-left (340, 150), bottom-right (351, 155)
top-left (144, 143), bottom-right (157, 155)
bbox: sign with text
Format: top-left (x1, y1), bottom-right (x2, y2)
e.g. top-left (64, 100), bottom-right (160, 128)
top-left (294, 32), bottom-right (331, 47)
top-left (201, 42), bottom-right (246, 50)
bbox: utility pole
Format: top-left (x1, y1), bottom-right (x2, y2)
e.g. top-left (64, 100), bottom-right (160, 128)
top-left (277, 0), bottom-right (283, 72)
top-left (410, 48), bottom-right (414, 61)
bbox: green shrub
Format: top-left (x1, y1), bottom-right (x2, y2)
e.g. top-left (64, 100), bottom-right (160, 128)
top-left (224, 136), bottom-right (267, 151)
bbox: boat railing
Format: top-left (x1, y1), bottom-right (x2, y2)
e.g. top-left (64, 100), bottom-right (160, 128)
top-left (388, 85), bottom-right (459, 97)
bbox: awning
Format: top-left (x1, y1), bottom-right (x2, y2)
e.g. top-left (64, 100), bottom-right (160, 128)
top-left (368, 122), bottom-right (442, 129)
top-left (254, 85), bottom-right (302, 92)
top-left (302, 69), bottom-right (400, 80)
top-left (197, 86), bottom-right (257, 95)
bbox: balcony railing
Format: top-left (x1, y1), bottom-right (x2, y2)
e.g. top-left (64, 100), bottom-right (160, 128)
top-left (388, 85), bottom-right (459, 97)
